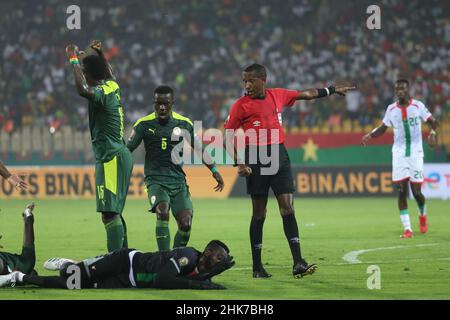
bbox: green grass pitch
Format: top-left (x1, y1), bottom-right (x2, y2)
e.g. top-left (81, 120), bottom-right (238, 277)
top-left (0, 198), bottom-right (449, 300)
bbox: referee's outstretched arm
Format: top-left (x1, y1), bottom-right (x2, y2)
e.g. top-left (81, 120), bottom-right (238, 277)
top-left (296, 85), bottom-right (356, 100)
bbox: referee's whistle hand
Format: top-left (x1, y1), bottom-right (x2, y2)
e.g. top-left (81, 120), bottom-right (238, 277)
top-left (237, 164), bottom-right (252, 177)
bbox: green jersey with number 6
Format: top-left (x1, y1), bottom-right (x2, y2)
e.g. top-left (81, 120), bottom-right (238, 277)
top-left (127, 112), bottom-right (195, 186)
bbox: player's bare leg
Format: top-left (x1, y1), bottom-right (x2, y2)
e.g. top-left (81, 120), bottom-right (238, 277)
top-left (397, 181), bottom-right (413, 238)
top-left (155, 202), bottom-right (170, 251)
top-left (174, 210), bottom-right (192, 248)
top-left (410, 182), bottom-right (428, 233)
top-left (276, 193), bottom-right (317, 278)
top-left (250, 196), bottom-right (270, 278)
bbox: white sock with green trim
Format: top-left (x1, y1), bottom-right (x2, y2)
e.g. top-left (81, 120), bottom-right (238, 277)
top-left (400, 209), bottom-right (412, 231)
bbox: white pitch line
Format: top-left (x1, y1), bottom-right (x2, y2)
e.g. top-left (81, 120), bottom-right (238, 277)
top-left (336, 257), bottom-right (450, 265)
top-left (342, 243), bottom-right (440, 264)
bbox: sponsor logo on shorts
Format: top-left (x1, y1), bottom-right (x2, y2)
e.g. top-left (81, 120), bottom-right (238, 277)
top-left (150, 195), bottom-right (156, 204)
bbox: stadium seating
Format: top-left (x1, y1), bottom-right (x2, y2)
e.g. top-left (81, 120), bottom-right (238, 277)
top-left (0, 0), bottom-right (448, 162)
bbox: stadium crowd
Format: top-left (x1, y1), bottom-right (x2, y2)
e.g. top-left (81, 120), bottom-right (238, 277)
top-left (0, 0), bottom-right (449, 133)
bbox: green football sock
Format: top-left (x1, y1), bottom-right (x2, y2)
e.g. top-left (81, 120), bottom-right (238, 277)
top-left (174, 230), bottom-right (191, 248)
top-left (120, 215), bottom-right (128, 248)
top-left (104, 217), bottom-right (124, 252)
top-left (156, 220), bottom-right (170, 251)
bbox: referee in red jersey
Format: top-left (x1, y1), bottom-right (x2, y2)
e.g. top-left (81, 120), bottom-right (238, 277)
top-left (225, 64), bottom-right (355, 278)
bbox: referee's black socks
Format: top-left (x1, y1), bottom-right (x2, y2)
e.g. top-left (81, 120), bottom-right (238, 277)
top-left (282, 214), bottom-right (302, 264)
top-left (250, 216), bottom-right (265, 270)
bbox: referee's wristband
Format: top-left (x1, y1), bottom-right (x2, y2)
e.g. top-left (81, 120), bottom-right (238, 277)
top-left (210, 166), bottom-right (218, 174)
top-left (317, 86), bottom-right (336, 98)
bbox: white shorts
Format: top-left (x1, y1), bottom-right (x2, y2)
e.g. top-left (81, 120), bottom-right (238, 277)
top-left (392, 156), bottom-right (424, 184)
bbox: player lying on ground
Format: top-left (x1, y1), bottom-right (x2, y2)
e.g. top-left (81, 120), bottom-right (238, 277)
top-left (362, 79), bottom-right (438, 238)
top-left (0, 160), bottom-right (27, 190)
top-left (0, 240), bottom-right (234, 289)
top-left (127, 85), bottom-right (224, 251)
top-left (0, 203), bottom-right (36, 277)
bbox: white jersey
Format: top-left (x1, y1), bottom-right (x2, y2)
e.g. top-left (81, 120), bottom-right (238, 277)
top-left (382, 99), bottom-right (432, 158)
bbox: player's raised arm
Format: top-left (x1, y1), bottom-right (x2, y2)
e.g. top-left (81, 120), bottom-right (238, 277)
top-left (89, 40), bottom-right (116, 80)
top-left (296, 85), bottom-right (356, 100)
top-left (362, 123), bottom-right (388, 146)
top-left (66, 44), bottom-right (95, 100)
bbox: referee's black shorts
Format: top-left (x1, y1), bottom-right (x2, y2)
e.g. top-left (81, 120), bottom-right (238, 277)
top-left (245, 143), bottom-right (295, 198)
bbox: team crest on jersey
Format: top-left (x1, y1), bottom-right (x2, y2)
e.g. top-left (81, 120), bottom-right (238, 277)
top-left (178, 257), bottom-right (189, 267)
top-left (173, 127), bottom-right (181, 136)
top-left (253, 120), bottom-right (261, 127)
top-left (150, 196), bottom-right (156, 204)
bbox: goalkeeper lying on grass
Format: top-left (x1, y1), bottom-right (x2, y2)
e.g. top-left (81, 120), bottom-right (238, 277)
top-left (0, 240), bottom-right (234, 290)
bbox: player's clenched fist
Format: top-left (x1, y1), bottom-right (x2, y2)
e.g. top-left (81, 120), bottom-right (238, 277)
top-left (90, 40), bottom-right (102, 53)
top-left (65, 44), bottom-right (79, 57)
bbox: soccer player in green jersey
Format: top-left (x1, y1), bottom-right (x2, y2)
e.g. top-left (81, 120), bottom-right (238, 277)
top-left (127, 85), bottom-right (224, 251)
top-left (0, 203), bottom-right (36, 277)
top-left (65, 40), bottom-right (133, 252)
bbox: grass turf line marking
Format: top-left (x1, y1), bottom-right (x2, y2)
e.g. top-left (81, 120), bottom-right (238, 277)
top-left (342, 243), bottom-right (440, 264)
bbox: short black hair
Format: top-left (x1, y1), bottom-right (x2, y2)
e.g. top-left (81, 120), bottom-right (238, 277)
top-left (154, 85), bottom-right (174, 96)
top-left (206, 240), bottom-right (230, 254)
top-left (82, 55), bottom-right (108, 80)
top-left (244, 63), bottom-right (267, 80)
top-left (395, 79), bottom-right (409, 86)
